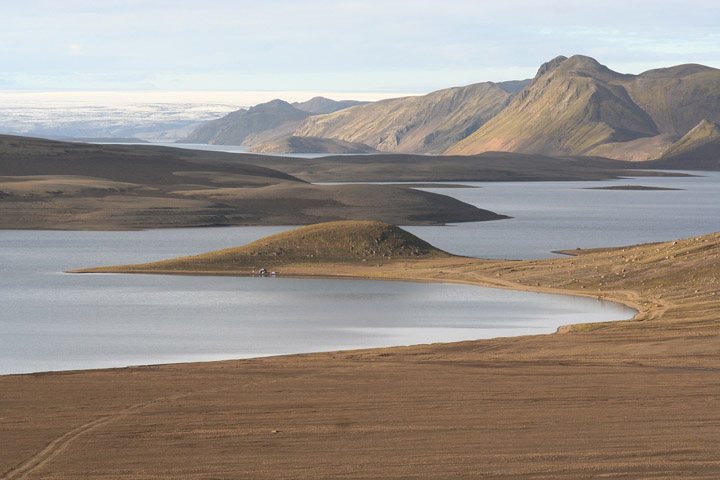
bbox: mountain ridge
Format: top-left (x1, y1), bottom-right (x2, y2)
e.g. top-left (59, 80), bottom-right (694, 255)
top-left (448, 55), bottom-right (720, 160)
top-left (293, 81), bottom-right (516, 153)
top-left (180, 55), bottom-right (720, 161)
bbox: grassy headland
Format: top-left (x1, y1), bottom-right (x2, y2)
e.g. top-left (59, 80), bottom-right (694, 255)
top-left (74, 221), bottom-right (720, 335)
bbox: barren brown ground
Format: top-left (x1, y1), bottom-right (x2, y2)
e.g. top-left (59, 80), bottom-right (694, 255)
top-left (2, 233), bottom-right (719, 479)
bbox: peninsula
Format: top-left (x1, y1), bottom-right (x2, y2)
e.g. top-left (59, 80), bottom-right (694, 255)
top-left (4, 222), bottom-right (716, 479)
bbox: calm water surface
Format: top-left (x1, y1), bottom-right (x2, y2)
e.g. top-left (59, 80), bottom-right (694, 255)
top-left (1, 228), bottom-right (633, 375)
top-left (405, 171), bottom-right (720, 259)
top-left (5, 171), bottom-right (718, 375)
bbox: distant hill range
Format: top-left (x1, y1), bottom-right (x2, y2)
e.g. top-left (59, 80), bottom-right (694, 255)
top-left (180, 97), bottom-right (368, 146)
top-left (181, 55), bottom-right (720, 161)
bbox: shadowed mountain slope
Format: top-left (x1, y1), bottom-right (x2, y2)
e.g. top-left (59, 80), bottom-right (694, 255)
top-left (661, 119), bottom-right (720, 158)
top-left (625, 65), bottom-right (720, 138)
top-left (642, 136), bottom-right (720, 171)
top-left (181, 100), bottom-right (313, 145)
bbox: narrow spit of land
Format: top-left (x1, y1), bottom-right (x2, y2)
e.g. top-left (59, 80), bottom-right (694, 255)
top-left (3, 222), bottom-right (719, 479)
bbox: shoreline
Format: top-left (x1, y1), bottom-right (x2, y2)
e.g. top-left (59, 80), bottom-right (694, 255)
top-left (2, 265), bottom-right (636, 377)
top-left (2, 233), bottom-right (718, 478)
top-left (69, 265), bottom-right (645, 318)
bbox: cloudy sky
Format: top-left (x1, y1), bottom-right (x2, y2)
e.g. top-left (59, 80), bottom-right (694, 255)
top-left (2, 0), bottom-right (718, 95)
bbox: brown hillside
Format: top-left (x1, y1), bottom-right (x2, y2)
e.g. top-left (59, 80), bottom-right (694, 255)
top-left (446, 56), bottom-right (720, 160)
top-left (293, 82), bottom-right (513, 154)
top-left (181, 100), bottom-right (312, 145)
top-left (643, 136), bottom-right (720, 171)
top-left (77, 221), bottom-right (452, 273)
top-left (660, 119), bottom-right (720, 158)
top-left (0, 135), bottom-right (507, 229)
top-left (447, 55), bottom-right (658, 157)
top-left (625, 65), bottom-right (720, 138)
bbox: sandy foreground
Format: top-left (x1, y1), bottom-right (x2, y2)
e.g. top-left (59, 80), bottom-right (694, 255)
top-left (2, 235), bottom-right (720, 479)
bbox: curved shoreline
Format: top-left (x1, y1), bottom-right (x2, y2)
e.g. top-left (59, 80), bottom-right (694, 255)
top-left (68, 257), bottom-right (646, 329)
top-left (3, 233), bottom-right (719, 478)
top-left (46, 264), bottom-right (638, 376)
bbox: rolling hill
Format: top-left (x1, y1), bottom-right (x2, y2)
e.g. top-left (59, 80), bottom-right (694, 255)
top-left (0, 135), bottom-right (507, 229)
top-left (76, 221), bottom-right (453, 272)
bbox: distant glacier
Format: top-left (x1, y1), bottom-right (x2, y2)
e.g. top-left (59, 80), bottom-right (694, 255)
top-left (0, 91), bottom-right (245, 140)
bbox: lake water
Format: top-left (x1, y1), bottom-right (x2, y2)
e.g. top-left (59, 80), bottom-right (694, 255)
top-left (404, 171), bottom-right (720, 259)
top-left (4, 170), bottom-right (718, 375)
top-left (1, 228), bottom-right (635, 375)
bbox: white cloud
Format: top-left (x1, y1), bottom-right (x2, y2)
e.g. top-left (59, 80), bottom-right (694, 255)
top-left (63, 43), bottom-right (87, 56)
top-left (0, 0), bottom-right (718, 91)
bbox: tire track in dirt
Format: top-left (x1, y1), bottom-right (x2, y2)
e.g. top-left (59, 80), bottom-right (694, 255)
top-left (1, 362), bottom-right (374, 480)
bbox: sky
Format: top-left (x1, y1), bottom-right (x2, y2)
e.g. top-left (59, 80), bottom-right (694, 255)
top-left (1, 0), bottom-right (719, 99)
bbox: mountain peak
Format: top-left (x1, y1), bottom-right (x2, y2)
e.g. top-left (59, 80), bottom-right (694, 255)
top-left (259, 99), bottom-right (295, 109)
top-left (535, 55), bottom-right (568, 78)
top-left (564, 54), bottom-right (603, 68)
top-left (534, 54), bottom-right (626, 83)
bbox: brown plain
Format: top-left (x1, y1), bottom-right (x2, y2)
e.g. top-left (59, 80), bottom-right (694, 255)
top-left (2, 223), bottom-right (719, 479)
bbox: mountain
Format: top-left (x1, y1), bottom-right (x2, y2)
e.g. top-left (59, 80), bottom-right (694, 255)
top-left (642, 135), bottom-right (720, 171)
top-left (247, 136), bottom-right (378, 154)
top-left (496, 79), bottom-right (532, 93)
top-left (447, 55), bottom-right (720, 160)
top-left (293, 82), bottom-right (516, 154)
top-left (660, 119), bottom-right (720, 158)
top-left (292, 97), bottom-right (369, 114)
top-left (180, 97), bottom-right (367, 146)
top-left (179, 56), bottom-right (720, 160)
top-left (181, 99), bottom-right (313, 145)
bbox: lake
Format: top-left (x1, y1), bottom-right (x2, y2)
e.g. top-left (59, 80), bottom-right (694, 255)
top-left (1, 227), bottom-right (634, 375)
top-left (3, 171), bottom-right (718, 375)
top-left (405, 171), bottom-right (720, 259)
